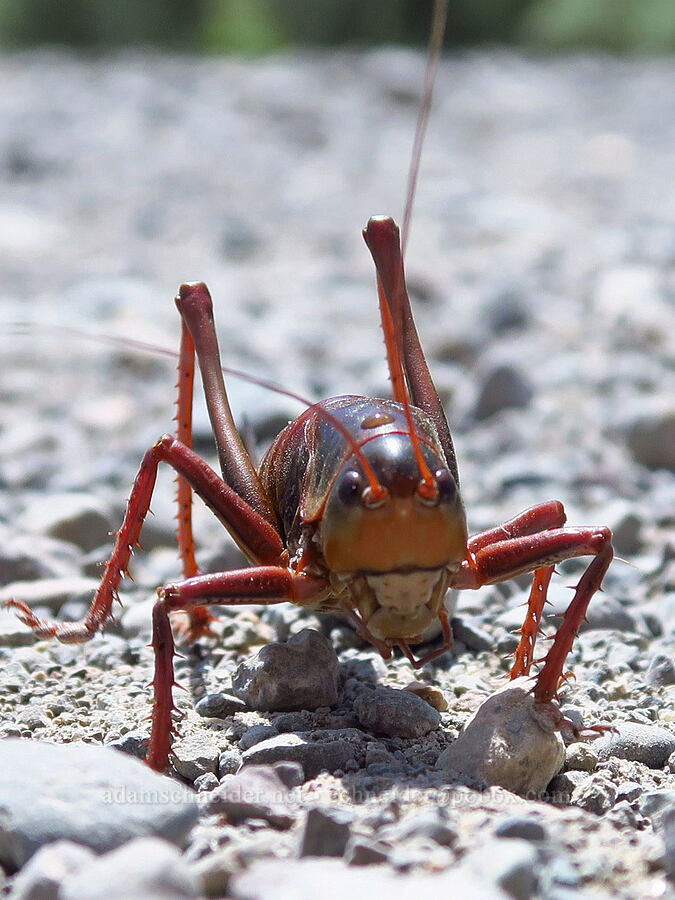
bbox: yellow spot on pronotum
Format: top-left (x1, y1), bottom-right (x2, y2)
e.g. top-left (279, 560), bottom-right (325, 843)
top-left (361, 412), bottom-right (395, 430)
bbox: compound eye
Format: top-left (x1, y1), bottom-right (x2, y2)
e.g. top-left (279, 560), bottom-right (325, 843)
top-left (337, 470), bottom-right (364, 506)
top-left (434, 468), bottom-right (457, 502)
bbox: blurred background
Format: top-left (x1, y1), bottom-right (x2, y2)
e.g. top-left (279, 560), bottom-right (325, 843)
top-left (1, 0), bottom-right (675, 53)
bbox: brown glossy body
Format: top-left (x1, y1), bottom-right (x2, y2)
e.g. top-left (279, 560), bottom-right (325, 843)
top-left (7, 219), bottom-right (614, 773)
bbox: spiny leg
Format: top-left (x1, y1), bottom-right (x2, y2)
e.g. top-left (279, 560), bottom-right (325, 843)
top-left (452, 509), bottom-right (613, 703)
top-left (148, 566), bottom-right (326, 770)
top-left (509, 565), bottom-right (554, 679)
top-left (465, 501), bottom-right (566, 679)
top-left (532, 540), bottom-right (612, 702)
top-left (7, 435), bottom-right (286, 644)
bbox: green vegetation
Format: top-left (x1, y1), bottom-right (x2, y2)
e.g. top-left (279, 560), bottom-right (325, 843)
top-left (0, 0), bottom-right (673, 52)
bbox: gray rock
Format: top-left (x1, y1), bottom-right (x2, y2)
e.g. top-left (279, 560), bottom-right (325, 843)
top-left (390, 811), bottom-right (458, 847)
top-left (571, 774), bottom-right (618, 815)
top-left (0, 739), bottom-right (197, 870)
top-left (610, 510), bottom-right (643, 556)
top-left (451, 615), bottom-right (494, 652)
top-left (239, 724), bottom-right (279, 750)
top-left (241, 729), bottom-right (364, 779)
top-left (0, 530), bottom-right (81, 586)
top-left (10, 840), bottom-right (95, 900)
top-left (16, 703), bottom-right (50, 731)
top-left (474, 364), bottom-right (534, 420)
top-left (344, 837), bottom-right (390, 866)
top-left (353, 686), bottom-right (441, 738)
top-left (461, 838), bottom-right (539, 900)
top-left (273, 712), bottom-right (310, 732)
top-left (615, 781), bottom-right (643, 803)
top-left (171, 734), bottom-right (220, 781)
top-left (19, 492), bottom-right (114, 553)
top-left (299, 806), bottom-right (353, 857)
top-left (593, 722), bottom-right (675, 768)
top-left (565, 742), bottom-right (598, 772)
top-left (626, 406), bottom-right (675, 470)
top-left (546, 770), bottom-right (590, 804)
top-left (639, 789), bottom-right (675, 830)
top-left (218, 749), bottom-right (242, 778)
top-left (606, 799), bottom-right (641, 829)
top-left (0, 577), bottom-right (100, 613)
top-left (195, 692), bottom-right (247, 718)
top-left (645, 653), bottom-right (675, 687)
top-left (58, 837), bottom-right (199, 899)
top-left (663, 808), bottom-right (675, 879)
top-left (193, 772), bottom-right (219, 792)
top-left (107, 731), bottom-right (149, 760)
top-left (208, 764), bottom-right (296, 829)
top-left (436, 678), bottom-right (565, 796)
top-left (231, 629), bottom-right (340, 711)
top-left (494, 816), bottom-right (547, 842)
top-left (229, 857), bottom-right (508, 900)
top-left (271, 760), bottom-right (305, 788)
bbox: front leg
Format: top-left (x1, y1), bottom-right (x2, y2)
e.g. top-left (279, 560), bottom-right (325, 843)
top-left (452, 504), bottom-right (613, 704)
top-left (149, 567), bottom-right (327, 771)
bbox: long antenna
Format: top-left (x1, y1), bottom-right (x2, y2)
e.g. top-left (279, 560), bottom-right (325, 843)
top-left (401, 0), bottom-right (448, 256)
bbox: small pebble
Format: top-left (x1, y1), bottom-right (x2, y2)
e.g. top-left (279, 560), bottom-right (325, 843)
top-left (571, 774), bottom-right (618, 815)
top-left (241, 729), bottom-right (364, 779)
top-left (231, 629), bottom-right (340, 711)
top-left (645, 653), bottom-right (675, 687)
top-left (565, 743), bottom-right (598, 772)
top-left (239, 723), bottom-right (278, 751)
top-left (218, 749), bottom-right (242, 778)
top-left (170, 734), bottom-right (220, 781)
top-left (473, 364), bottom-right (534, 420)
top-left (390, 811), bottom-right (458, 848)
top-left (451, 616), bottom-right (494, 652)
top-left (10, 840), bottom-right (95, 900)
top-left (353, 686), bottom-right (441, 738)
top-left (19, 492), bottom-right (114, 553)
top-left (58, 836), bottom-right (200, 900)
top-left (593, 722), bottom-right (675, 769)
top-left (208, 765), bottom-right (296, 829)
top-left (107, 731), bottom-right (149, 760)
top-left (626, 406), bottom-right (675, 470)
top-left (494, 816), bottom-right (547, 842)
top-left (300, 807), bottom-right (353, 858)
top-left (193, 772), bottom-right (219, 792)
top-left (195, 692), bottom-right (247, 718)
top-left (402, 681), bottom-right (449, 711)
top-left (345, 837), bottom-right (389, 866)
top-left (615, 781), bottom-right (643, 803)
top-left (436, 678), bottom-right (565, 796)
top-left (461, 837), bottom-right (539, 900)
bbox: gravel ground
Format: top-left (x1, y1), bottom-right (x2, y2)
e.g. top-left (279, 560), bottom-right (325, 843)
top-left (0, 48), bottom-right (674, 899)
